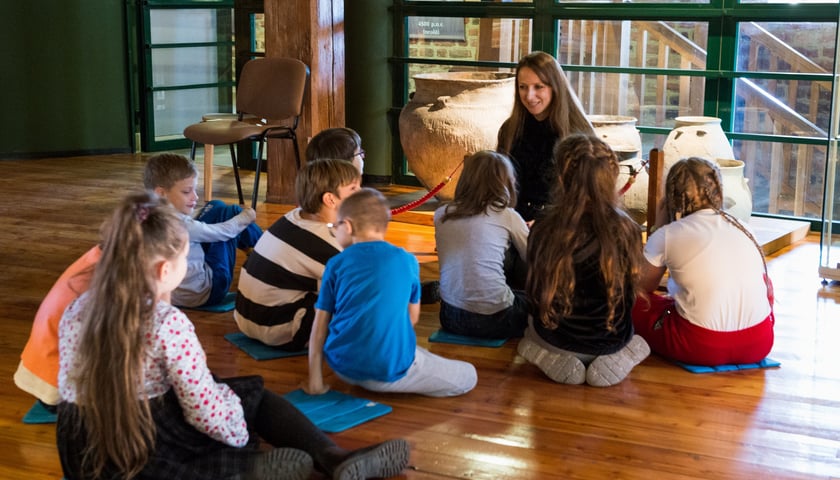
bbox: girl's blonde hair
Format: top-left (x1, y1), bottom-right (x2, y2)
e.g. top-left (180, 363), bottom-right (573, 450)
top-left (439, 150), bottom-right (517, 223)
top-left (527, 134), bottom-right (643, 331)
top-left (497, 51), bottom-right (595, 154)
top-left (70, 191), bottom-right (187, 478)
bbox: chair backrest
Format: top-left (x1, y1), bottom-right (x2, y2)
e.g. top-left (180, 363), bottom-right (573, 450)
top-left (237, 57), bottom-right (310, 122)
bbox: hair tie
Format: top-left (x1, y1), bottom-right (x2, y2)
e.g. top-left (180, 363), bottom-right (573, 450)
top-left (135, 204), bottom-right (151, 223)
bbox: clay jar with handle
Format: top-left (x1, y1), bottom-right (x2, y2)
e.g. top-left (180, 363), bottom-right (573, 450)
top-left (399, 72), bottom-right (515, 201)
top-left (716, 158), bottom-right (753, 222)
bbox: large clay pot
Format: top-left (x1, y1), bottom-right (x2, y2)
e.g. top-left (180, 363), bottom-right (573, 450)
top-left (716, 158), bottom-right (753, 222)
top-left (589, 115), bottom-right (649, 216)
top-left (399, 72), bottom-right (515, 200)
top-left (663, 116), bottom-right (735, 171)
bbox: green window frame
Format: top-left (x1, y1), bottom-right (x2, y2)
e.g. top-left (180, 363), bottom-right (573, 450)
top-left (390, 0), bottom-right (840, 225)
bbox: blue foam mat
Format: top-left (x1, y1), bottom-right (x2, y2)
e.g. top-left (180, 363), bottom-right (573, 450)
top-left (429, 329), bottom-right (507, 348)
top-left (184, 291), bottom-right (237, 313)
top-left (224, 332), bottom-right (308, 360)
top-left (23, 401), bottom-right (57, 424)
top-left (283, 389), bottom-right (392, 433)
top-left (676, 357), bottom-right (781, 374)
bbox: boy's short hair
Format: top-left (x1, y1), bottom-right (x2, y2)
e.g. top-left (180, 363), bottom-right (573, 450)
top-left (296, 158), bottom-right (361, 214)
top-left (338, 187), bottom-right (390, 232)
top-left (143, 153), bottom-right (198, 190)
top-left (305, 127), bottom-right (361, 162)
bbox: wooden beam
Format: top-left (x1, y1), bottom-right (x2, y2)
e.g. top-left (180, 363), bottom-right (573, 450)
top-left (263, 0), bottom-right (345, 204)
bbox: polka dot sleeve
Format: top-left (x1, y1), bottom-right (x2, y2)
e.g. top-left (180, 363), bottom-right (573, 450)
top-left (151, 303), bottom-right (250, 447)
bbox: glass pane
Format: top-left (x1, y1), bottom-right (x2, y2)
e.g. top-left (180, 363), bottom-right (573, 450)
top-left (153, 87), bottom-right (231, 140)
top-left (151, 46), bottom-right (233, 87)
top-left (737, 22), bottom-right (835, 74)
top-left (733, 79), bottom-right (831, 136)
top-left (559, 20), bottom-right (708, 127)
top-left (558, 0), bottom-right (707, 3)
top-left (733, 139), bottom-right (826, 219)
top-left (405, 0), bottom-right (530, 2)
top-left (407, 16), bottom-right (532, 60)
top-left (251, 13), bottom-right (265, 53)
top-left (741, 0), bottom-right (836, 3)
top-left (558, 20), bottom-right (708, 68)
top-left (566, 71), bottom-right (705, 124)
top-left (150, 9), bottom-right (232, 44)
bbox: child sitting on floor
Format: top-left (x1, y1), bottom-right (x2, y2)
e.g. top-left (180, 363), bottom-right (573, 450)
top-left (143, 153), bottom-right (261, 308)
top-left (632, 157), bottom-right (774, 366)
top-left (14, 245), bottom-right (101, 412)
top-left (305, 127), bottom-right (366, 174)
top-left (306, 188), bottom-right (477, 397)
top-left (434, 150), bottom-right (530, 339)
top-left (57, 191), bottom-right (410, 480)
top-left (519, 134), bottom-right (650, 387)
top-left (234, 158), bottom-right (361, 350)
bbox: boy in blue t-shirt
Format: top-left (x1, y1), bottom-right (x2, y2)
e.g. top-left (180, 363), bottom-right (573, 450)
top-left (306, 188), bottom-right (477, 397)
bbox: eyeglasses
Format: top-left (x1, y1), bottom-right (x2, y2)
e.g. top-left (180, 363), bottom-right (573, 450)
top-left (351, 149), bottom-right (365, 159)
top-left (326, 219), bottom-right (347, 238)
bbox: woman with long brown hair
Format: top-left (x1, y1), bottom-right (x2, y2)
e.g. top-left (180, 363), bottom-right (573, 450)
top-left (520, 134), bottom-right (650, 387)
top-left (497, 51), bottom-right (595, 223)
top-left (56, 191), bottom-right (409, 480)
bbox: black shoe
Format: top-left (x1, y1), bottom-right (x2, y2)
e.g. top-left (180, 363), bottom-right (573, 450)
top-left (332, 439), bottom-right (410, 480)
top-left (420, 280), bottom-right (441, 304)
top-left (242, 448), bottom-right (313, 480)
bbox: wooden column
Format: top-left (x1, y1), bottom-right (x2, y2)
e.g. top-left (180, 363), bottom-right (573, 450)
top-left (263, 0), bottom-right (345, 203)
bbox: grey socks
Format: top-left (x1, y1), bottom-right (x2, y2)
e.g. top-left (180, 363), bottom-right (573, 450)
top-left (518, 328), bottom-right (650, 387)
top-left (517, 328), bottom-right (586, 384)
top-left (585, 335), bottom-right (651, 387)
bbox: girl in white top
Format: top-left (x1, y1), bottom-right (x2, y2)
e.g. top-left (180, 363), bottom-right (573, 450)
top-left (633, 157), bottom-right (775, 366)
top-left (434, 150), bottom-right (530, 339)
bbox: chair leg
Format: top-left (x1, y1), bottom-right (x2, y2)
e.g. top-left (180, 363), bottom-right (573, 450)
top-left (189, 142), bottom-right (197, 160)
top-left (203, 145), bottom-right (214, 202)
top-left (229, 144), bottom-right (245, 205)
top-left (251, 140), bottom-right (265, 210)
top-left (292, 133), bottom-right (301, 170)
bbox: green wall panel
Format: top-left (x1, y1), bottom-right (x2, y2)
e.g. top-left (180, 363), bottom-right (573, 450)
top-left (0, 1), bottom-right (131, 158)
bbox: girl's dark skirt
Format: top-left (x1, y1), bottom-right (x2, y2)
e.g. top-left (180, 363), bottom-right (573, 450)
top-left (57, 375), bottom-right (266, 480)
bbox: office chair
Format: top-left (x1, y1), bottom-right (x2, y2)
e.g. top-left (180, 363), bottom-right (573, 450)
top-left (183, 57), bottom-right (309, 209)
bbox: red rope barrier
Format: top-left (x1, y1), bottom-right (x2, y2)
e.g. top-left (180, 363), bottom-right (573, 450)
top-left (390, 160), bottom-right (465, 216)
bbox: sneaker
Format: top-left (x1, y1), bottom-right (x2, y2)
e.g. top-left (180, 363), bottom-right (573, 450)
top-left (420, 280), bottom-right (441, 304)
top-left (333, 439), bottom-right (411, 480)
top-left (243, 447), bottom-right (313, 480)
top-left (585, 335), bottom-right (650, 387)
top-left (517, 335), bottom-right (586, 385)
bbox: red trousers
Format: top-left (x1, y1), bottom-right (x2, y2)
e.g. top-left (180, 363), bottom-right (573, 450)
top-left (632, 293), bottom-right (774, 366)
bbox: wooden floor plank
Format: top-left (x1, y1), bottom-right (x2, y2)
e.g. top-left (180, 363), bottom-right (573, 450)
top-left (1, 154), bottom-right (840, 479)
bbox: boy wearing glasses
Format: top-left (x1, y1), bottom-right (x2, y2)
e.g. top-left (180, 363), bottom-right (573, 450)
top-left (305, 127), bottom-right (365, 174)
top-left (234, 158), bottom-right (361, 351)
top-left (306, 188), bottom-right (477, 397)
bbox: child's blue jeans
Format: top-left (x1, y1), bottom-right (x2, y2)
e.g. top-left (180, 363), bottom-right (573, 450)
top-left (197, 200), bottom-right (262, 306)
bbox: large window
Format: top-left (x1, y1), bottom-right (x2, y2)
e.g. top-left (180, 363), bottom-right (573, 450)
top-left (391, 1), bottom-right (839, 223)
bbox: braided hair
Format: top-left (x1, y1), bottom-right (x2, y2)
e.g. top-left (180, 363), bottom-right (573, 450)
top-left (665, 157), bottom-right (768, 272)
top-left (527, 134), bottom-right (643, 332)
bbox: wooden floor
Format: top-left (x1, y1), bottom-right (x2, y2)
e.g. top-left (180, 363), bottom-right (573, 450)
top-left (2, 153), bottom-right (840, 479)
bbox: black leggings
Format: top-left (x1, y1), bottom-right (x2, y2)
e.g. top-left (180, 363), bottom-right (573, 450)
top-left (254, 388), bottom-right (349, 474)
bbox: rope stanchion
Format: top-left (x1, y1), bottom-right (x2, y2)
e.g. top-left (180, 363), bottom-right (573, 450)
top-left (390, 160), bottom-right (465, 216)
